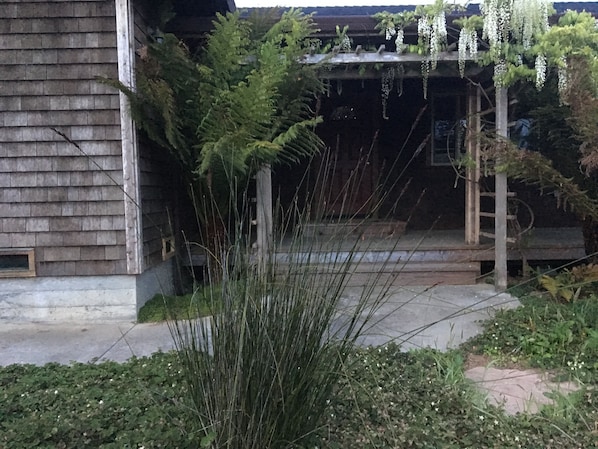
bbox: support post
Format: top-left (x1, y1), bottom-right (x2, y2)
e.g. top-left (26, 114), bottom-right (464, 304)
top-left (465, 84), bottom-right (481, 245)
top-left (255, 165), bottom-right (273, 270)
top-left (495, 87), bottom-right (509, 291)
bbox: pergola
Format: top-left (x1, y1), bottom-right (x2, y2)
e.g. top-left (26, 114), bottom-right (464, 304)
top-left (254, 45), bottom-right (511, 290)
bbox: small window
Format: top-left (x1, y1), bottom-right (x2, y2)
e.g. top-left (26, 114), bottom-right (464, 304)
top-left (430, 93), bottom-right (467, 166)
top-left (0, 249), bottom-right (36, 278)
top-left (162, 236), bottom-right (176, 261)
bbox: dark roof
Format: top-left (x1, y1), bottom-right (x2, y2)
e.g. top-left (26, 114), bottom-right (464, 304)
top-left (172, 0), bottom-right (235, 16)
top-left (288, 2), bottom-right (598, 16)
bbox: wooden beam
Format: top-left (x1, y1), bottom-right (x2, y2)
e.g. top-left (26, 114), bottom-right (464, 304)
top-left (303, 50), bottom-right (472, 65)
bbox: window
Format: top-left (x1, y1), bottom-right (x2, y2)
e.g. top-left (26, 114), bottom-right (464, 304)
top-left (0, 249), bottom-right (36, 278)
top-left (430, 93), bottom-right (467, 166)
top-left (162, 236), bottom-right (176, 261)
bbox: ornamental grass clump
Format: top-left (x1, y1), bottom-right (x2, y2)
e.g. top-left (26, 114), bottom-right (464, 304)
top-left (170, 157), bottom-right (398, 449)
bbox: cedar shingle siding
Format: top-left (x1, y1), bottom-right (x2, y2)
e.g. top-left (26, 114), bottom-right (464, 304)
top-left (0, 1), bottom-right (127, 277)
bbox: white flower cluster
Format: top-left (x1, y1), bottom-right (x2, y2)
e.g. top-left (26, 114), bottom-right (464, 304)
top-left (557, 56), bottom-right (569, 98)
top-left (340, 35), bottom-right (352, 52)
top-left (418, 10), bottom-right (447, 70)
top-left (385, 27), bottom-right (405, 53)
top-left (395, 28), bottom-right (405, 54)
top-left (535, 53), bottom-right (547, 89)
top-left (512, 0), bottom-right (550, 50)
top-left (458, 28), bottom-right (478, 77)
top-left (494, 58), bottom-right (507, 87)
top-left (385, 27), bottom-right (395, 41)
top-left (481, 0), bottom-right (511, 50)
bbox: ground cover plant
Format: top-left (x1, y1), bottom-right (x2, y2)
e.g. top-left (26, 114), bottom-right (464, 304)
top-left (465, 281), bottom-right (598, 380)
top-left (137, 286), bottom-right (223, 323)
top-left (0, 353), bottom-right (194, 448)
top-left (2, 324), bottom-right (597, 448)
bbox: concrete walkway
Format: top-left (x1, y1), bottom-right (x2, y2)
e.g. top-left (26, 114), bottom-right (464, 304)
top-left (0, 284), bottom-right (577, 415)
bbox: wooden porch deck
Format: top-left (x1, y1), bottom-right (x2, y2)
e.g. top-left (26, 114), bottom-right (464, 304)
top-left (273, 227), bottom-right (586, 285)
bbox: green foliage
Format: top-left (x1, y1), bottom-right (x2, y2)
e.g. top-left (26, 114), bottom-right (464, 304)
top-left (538, 263), bottom-right (598, 302)
top-left (321, 343), bottom-right (597, 448)
top-left (540, 10), bottom-right (598, 75)
top-left (0, 353), bottom-right (195, 448)
top-left (467, 292), bottom-right (598, 378)
top-left (137, 287), bottom-right (223, 323)
top-left (373, 10), bottom-right (416, 35)
top-left (104, 10), bottom-right (325, 275)
top-left (196, 10), bottom-right (324, 179)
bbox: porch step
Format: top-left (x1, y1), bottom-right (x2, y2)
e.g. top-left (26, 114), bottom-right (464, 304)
top-left (347, 261), bottom-right (480, 286)
top-left (279, 261), bottom-right (481, 286)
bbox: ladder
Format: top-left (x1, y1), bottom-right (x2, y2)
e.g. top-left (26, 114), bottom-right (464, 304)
top-left (478, 190), bottom-right (518, 244)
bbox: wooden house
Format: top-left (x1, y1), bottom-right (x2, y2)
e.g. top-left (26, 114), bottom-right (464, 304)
top-left (1, 1), bottom-right (594, 321)
top-left (0, 0), bottom-right (233, 321)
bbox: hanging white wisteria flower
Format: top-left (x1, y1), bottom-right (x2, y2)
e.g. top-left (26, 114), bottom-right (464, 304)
top-left (340, 34), bottom-right (352, 52)
top-left (458, 27), bottom-right (478, 77)
top-left (535, 53), bottom-right (547, 89)
top-left (418, 10), bottom-right (447, 71)
top-left (385, 26), bottom-right (396, 41)
top-left (494, 58), bottom-right (507, 87)
top-left (557, 56), bottom-right (569, 98)
top-left (395, 28), bottom-right (405, 53)
top-left (511, 0), bottom-right (550, 50)
top-left (381, 66), bottom-right (396, 120)
top-left (396, 63), bottom-right (405, 96)
top-left (481, 0), bottom-right (511, 50)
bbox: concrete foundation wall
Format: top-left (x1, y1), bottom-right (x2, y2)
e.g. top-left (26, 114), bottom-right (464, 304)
top-left (0, 258), bottom-right (174, 322)
top-left (135, 258), bottom-right (175, 312)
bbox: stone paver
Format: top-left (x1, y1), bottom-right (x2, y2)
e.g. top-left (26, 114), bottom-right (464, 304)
top-left (465, 366), bottom-right (579, 415)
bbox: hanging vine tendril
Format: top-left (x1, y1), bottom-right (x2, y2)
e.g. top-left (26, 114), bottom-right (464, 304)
top-left (381, 66), bottom-right (395, 120)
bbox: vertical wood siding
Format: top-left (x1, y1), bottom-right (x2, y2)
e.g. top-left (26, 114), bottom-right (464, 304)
top-left (0, 1), bottom-right (127, 276)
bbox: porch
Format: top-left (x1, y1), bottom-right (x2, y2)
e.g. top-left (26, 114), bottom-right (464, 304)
top-left (273, 226), bottom-right (585, 285)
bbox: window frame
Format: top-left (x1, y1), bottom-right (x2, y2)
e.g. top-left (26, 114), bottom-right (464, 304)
top-left (0, 248), bottom-right (36, 278)
top-left (429, 91), bottom-right (467, 167)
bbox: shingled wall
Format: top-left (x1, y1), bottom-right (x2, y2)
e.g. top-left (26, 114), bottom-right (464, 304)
top-left (0, 0), bottom-right (127, 277)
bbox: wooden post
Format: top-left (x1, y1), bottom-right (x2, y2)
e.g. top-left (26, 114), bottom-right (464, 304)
top-left (495, 87), bottom-right (509, 291)
top-left (465, 84), bottom-right (481, 245)
top-left (255, 165), bottom-right (273, 269)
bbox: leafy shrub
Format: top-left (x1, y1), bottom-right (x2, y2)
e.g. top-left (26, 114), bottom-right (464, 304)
top-left (538, 263), bottom-right (598, 302)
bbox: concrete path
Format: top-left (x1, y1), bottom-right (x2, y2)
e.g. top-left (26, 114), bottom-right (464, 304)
top-left (0, 284), bottom-right (577, 415)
